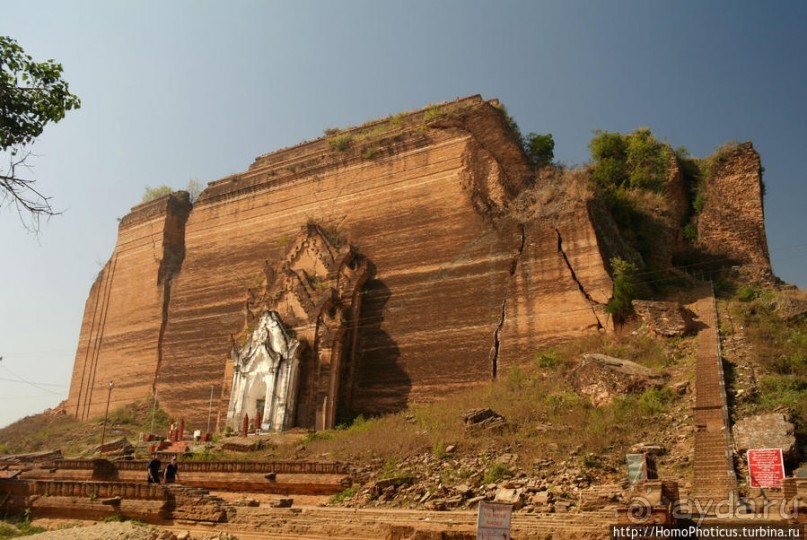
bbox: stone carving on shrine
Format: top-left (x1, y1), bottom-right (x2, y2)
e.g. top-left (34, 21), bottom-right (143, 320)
top-left (223, 223), bottom-right (370, 432)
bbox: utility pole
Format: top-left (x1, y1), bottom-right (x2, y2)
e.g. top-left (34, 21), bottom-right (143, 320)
top-left (207, 385), bottom-right (214, 434)
top-left (100, 382), bottom-right (114, 454)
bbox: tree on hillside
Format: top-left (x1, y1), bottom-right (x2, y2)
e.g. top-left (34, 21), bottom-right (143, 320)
top-left (0, 36), bottom-right (81, 231)
top-left (605, 257), bottom-right (637, 325)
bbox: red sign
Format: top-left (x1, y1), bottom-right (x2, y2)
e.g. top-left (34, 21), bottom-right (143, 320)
top-left (747, 449), bottom-right (785, 488)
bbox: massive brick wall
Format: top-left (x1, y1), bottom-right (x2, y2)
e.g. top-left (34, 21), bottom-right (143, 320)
top-left (698, 142), bottom-right (771, 271)
top-left (67, 193), bottom-right (191, 420)
top-left (67, 96), bottom-right (617, 430)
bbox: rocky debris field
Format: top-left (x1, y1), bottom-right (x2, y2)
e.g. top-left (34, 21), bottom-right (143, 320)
top-left (335, 445), bottom-right (630, 513)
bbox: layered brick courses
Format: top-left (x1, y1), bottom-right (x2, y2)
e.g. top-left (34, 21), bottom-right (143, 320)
top-left (698, 142), bottom-right (770, 271)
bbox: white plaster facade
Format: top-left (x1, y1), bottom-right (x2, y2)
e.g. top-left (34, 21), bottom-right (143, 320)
top-left (226, 311), bottom-right (301, 432)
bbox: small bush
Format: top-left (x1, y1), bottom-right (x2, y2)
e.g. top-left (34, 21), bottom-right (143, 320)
top-left (360, 145), bottom-right (377, 160)
top-left (736, 284), bottom-right (760, 303)
top-left (536, 347), bottom-right (563, 369)
top-left (330, 485), bottom-right (359, 504)
top-left (483, 462), bottom-right (510, 484)
top-left (303, 431), bottom-right (334, 443)
top-left (423, 105), bottom-right (444, 122)
top-left (683, 222), bottom-right (698, 244)
top-left (606, 257), bottom-right (637, 322)
top-left (141, 185), bottom-right (173, 203)
top-left (637, 388), bottom-right (674, 416)
top-left (328, 134), bottom-right (352, 152)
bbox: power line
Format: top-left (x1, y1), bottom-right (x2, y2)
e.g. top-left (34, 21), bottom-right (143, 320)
top-left (0, 377), bottom-right (67, 387)
top-left (0, 357), bottom-right (62, 395)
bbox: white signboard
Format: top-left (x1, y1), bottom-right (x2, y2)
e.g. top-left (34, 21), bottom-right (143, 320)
top-left (477, 501), bottom-right (512, 540)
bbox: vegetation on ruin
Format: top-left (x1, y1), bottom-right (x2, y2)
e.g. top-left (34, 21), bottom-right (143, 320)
top-left (720, 285), bottom-right (807, 440)
top-left (524, 132), bottom-right (554, 169)
top-left (328, 133), bottom-right (353, 152)
top-left (140, 179), bottom-right (201, 203)
top-left (141, 185), bottom-right (173, 202)
top-left (589, 128), bottom-right (670, 193)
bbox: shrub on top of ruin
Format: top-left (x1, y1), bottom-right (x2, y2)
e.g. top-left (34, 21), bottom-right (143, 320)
top-left (328, 133), bottom-right (352, 152)
top-left (589, 128), bottom-right (669, 193)
top-left (423, 104), bottom-right (445, 122)
top-left (141, 185), bottom-right (173, 203)
top-left (360, 145), bottom-right (378, 160)
top-left (524, 132), bottom-right (554, 169)
top-left (625, 128), bottom-right (670, 191)
top-left (141, 180), bottom-right (200, 204)
top-left (186, 179), bottom-right (202, 203)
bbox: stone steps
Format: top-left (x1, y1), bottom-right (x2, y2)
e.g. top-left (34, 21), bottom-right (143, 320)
top-left (690, 289), bottom-right (737, 506)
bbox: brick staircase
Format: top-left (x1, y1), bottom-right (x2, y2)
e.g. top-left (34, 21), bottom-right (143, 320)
top-left (690, 286), bottom-right (737, 508)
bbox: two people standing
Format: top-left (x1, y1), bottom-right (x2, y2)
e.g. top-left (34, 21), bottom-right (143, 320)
top-left (146, 453), bottom-right (180, 484)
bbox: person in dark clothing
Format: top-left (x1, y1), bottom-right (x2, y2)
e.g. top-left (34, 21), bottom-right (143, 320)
top-left (147, 453), bottom-right (161, 484)
top-left (164, 456), bottom-right (179, 484)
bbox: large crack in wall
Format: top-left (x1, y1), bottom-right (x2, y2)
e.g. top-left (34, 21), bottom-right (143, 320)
top-left (490, 223), bottom-right (527, 378)
top-left (153, 194), bottom-right (193, 394)
top-left (555, 228), bottom-right (604, 330)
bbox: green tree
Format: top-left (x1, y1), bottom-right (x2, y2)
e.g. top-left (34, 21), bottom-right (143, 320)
top-left (524, 132), bottom-right (554, 168)
top-left (605, 257), bottom-right (637, 323)
top-left (1, 36), bottom-right (81, 230)
top-left (589, 131), bottom-right (628, 189)
top-left (589, 129), bottom-right (669, 192)
top-left (625, 128), bottom-right (669, 191)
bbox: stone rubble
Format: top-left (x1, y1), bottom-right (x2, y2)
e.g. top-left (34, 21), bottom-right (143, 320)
top-left (331, 448), bottom-right (632, 514)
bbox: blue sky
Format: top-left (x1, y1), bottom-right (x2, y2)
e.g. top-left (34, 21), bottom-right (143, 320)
top-left (1, 0), bottom-right (805, 428)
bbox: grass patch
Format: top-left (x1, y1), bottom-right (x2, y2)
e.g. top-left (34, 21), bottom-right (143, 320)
top-left (0, 520), bottom-right (45, 538)
top-left (330, 485), bottom-right (359, 504)
top-left (328, 134), bottom-right (353, 152)
top-left (483, 462), bottom-right (510, 484)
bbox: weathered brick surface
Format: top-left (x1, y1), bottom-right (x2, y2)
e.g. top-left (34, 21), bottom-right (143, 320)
top-left (698, 143), bottom-right (770, 271)
top-left (65, 97), bottom-right (623, 431)
top-left (67, 193), bottom-right (191, 421)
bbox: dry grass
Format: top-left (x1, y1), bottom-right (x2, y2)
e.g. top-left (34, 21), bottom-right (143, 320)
top-left (0, 414), bottom-right (91, 456)
top-left (0, 398), bottom-right (170, 457)
top-left (265, 331), bottom-right (683, 469)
